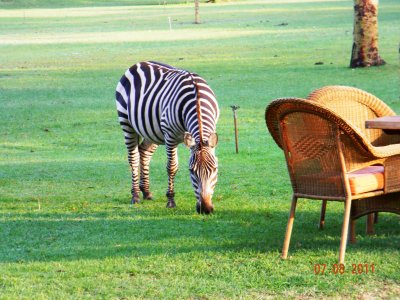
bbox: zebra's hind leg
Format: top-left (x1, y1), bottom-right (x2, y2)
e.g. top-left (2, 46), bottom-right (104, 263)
top-left (124, 131), bottom-right (141, 204)
top-left (139, 140), bottom-right (158, 200)
top-left (165, 144), bottom-right (179, 208)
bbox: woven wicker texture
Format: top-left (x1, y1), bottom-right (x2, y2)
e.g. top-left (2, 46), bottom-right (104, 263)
top-left (307, 85), bottom-right (400, 146)
top-left (265, 97), bottom-right (400, 263)
top-left (267, 98), bottom-right (378, 198)
top-left (276, 104), bottom-right (346, 198)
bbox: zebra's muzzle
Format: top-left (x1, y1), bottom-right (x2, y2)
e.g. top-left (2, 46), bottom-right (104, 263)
top-left (196, 199), bottom-right (214, 215)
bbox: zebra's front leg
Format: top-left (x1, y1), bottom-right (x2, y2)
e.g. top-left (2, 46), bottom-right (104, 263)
top-left (139, 140), bottom-right (158, 200)
top-left (165, 145), bottom-right (179, 208)
top-left (125, 132), bottom-right (141, 204)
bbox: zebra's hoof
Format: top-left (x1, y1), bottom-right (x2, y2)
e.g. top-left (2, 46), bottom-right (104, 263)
top-left (143, 192), bottom-right (154, 200)
top-left (131, 197), bottom-right (140, 204)
top-left (166, 201), bottom-right (176, 208)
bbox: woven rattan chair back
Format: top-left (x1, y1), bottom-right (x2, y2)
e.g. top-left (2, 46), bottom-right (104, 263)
top-left (266, 97), bottom-right (371, 172)
top-left (278, 106), bottom-right (346, 198)
top-left (307, 85), bottom-right (399, 146)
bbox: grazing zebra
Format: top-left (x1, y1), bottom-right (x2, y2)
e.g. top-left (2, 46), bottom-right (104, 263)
top-left (115, 61), bottom-right (220, 214)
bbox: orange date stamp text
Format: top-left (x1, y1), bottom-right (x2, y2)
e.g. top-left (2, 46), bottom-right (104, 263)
top-left (313, 263), bottom-right (375, 275)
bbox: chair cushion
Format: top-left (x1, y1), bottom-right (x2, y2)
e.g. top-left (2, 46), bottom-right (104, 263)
top-left (348, 166), bottom-right (384, 195)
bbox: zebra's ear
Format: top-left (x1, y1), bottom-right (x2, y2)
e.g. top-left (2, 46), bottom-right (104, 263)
top-left (208, 133), bottom-right (218, 148)
top-left (184, 132), bottom-right (196, 148)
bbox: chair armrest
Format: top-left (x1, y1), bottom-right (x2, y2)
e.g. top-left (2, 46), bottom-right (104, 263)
top-left (370, 143), bottom-right (400, 158)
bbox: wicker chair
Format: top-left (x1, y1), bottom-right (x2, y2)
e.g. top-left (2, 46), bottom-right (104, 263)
top-left (265, 98), bottom-right (400, 263)
top-left (307, 86), bottom-right (400, 233)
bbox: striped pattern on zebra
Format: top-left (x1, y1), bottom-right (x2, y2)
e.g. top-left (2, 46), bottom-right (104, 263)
top-left (115, 61), bottom-right (219, 214)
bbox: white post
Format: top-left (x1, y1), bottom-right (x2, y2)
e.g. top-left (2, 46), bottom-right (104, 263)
top-left (194, 0), bottom-right (200, 24)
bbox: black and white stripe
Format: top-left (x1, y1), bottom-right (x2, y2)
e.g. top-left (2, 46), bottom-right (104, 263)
top-left (115, 61), bottom-right (219, 213)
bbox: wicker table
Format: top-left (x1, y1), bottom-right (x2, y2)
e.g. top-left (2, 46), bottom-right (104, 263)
top-left (365, 116), bottom-right (400, 133)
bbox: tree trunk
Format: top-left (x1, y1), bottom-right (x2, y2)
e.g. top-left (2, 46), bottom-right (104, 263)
top-left (350, 0), bottom-right (385, 68)
top-left (194, 0), bottom-right (200, 24)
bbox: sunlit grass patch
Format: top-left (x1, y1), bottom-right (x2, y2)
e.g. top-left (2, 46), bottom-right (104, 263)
top-left (0, 0), bottom-right (399, 298)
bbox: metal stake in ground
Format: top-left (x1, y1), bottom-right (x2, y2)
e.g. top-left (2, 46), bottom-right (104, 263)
top-left (230, 105), bottom-right (240, 153)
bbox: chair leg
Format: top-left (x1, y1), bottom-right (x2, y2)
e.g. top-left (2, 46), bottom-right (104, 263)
top-left (366, 213), bottom-right (375, 235)
top-left (339, 198), bottom-right (352, 264)
top-left (374, 212), bottom-right (378, 224)
top-left (282, 195), bottom-right (298, 259)
top-left (319, 200), bottom-right (327, 229)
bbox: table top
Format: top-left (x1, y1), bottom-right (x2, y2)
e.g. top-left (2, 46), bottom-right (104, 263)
top-left (365, 116), bottom-right (400, 130)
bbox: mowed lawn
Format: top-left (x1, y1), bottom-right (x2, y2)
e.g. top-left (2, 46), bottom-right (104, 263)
top-left (0, 0), bottom-right (399, 298)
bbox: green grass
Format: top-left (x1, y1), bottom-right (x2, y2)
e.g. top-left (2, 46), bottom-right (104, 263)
top-left (0, 0), bottom-right (233, 9)
top-left (0, 0), bottom-right (183, 9)
top-left (1, 0), bottom-right (399, 298)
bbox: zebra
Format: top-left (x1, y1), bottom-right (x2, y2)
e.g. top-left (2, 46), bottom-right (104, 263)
top-left (115, 61), bottom-right (220, 214)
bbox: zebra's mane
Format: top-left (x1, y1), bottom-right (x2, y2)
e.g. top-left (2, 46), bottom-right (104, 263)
top-left (190, 73), bottom-right (205, 149)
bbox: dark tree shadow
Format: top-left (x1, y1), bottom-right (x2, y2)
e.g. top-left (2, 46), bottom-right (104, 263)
top-left (0, 205), bottom-right (398, 263)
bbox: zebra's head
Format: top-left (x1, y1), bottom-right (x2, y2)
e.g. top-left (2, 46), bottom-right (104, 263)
top-left (184, 132), bottom-right (219, 214)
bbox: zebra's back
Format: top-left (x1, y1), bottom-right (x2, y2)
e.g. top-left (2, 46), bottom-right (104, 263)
top-left (115, 61), bottom-right (219, 145)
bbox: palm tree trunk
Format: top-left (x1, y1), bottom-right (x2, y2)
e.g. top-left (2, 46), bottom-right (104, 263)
top-left (350, 0), bottom-right (385, 68)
